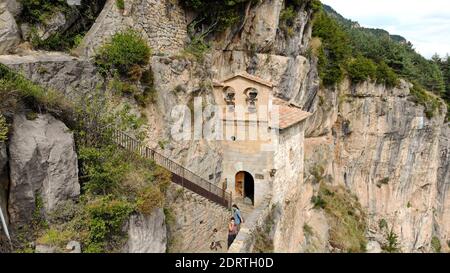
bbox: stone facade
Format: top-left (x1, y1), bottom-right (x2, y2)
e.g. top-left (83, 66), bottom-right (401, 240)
top-left (75, 0), bottom-right (187, 58)
top-left (166, 184), bottom-right (230, 253)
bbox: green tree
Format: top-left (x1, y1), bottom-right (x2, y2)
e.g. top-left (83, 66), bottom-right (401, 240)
top-left (346, 55), bottom-right (377, 84)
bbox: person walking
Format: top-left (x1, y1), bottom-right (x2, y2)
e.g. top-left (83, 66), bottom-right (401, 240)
top-left (227, 217), bottom-right (238, 249)
top-left (232, 204), bottom-right (244, 231)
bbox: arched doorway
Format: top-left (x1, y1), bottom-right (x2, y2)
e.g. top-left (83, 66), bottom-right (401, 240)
top-left (235, 171), bottom-right (254, 205)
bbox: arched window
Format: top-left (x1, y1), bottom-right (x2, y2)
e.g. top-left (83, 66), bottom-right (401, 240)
top-left (244, 88), bottom-right (258, 113)
top-left (223, 86), bottom-right (235, 112)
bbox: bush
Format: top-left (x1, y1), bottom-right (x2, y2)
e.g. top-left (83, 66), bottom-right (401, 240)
top-left (136, 185), bottom-right (164, 215)
top-left (409, 82), bottom-right (442, 119)
top-left (78, 145), bottom-right (131, 195)
top-left (20, 0), bottom-right (70, 24)
top-left (95, 30), bottom-right (151, 78)
top-left (431, 236), bottom-right (442, 253)
top-left (0, 114), bottom-right (8, 143)
top-left (376, 61), bottom-right (400, 87)
top-left (36, 228), bottom-right (75, 248)
top-left (315, 184), bottom-right (367, 252)
top-left (116, 0), bottom-right (125, 10)
top-left (85, 197), bottom-right (133, 250)
top-left (346, 56), bottom-right (377, 84)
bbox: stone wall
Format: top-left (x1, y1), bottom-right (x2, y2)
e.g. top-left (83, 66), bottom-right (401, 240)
top-left (271, 120), bottom-right (311, 252)
top-left (166, 184), bottom-right (230, 253)
top-left (75, 0), bottom-right (187, 58)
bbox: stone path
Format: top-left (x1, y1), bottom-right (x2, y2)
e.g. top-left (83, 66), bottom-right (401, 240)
top-left (228, 195), bottom-right (272, 253)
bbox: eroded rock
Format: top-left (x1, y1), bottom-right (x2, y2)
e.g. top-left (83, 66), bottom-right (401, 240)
top-left (8, 114), bottom-right (79, 226)
top-left (0, 6), bottom-right (20, 54)
top-left (123, 209), bottom-right (167, 253)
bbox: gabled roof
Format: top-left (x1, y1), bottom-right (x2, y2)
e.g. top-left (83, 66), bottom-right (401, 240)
top-left (219, 72), bottom-right (273, 88)
top-left (272, 98), bottom-right (312, 130)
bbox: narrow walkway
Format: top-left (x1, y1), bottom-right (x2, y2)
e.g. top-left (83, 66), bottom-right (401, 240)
top-left (228, 195), bottom-right (272, 253)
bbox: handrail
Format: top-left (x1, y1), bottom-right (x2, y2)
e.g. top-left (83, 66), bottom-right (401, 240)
top-left (108, 128), bottom-right (232, 209)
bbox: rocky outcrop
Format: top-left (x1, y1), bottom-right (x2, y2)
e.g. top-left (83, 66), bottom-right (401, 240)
top-left (8, 114), bottom-right (79, 226)
top-left (123, 209), bottom-right (167, 253)
top-left (4, 0), bottom-right (21, 17)
top-left (0, 4), bottom-right (20, 55)
top-left (436, 123), bottom-right (450, 251)
top-left (302, 79), bottom-right (449, 252)
top-left (0, 53), bottom-right (104, 100)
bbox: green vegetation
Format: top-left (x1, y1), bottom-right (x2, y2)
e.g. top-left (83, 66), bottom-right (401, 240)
top-left (0, 114), bottom-right (8, 143)
top-left (280, 0), bottom-right (321, 37)
top-left (19, 1), bottom-right (103, 52)
top-left (378, 219), bottom-right (400, 253)
top-left (311, 3), bottom-right (447, 119)
top-left (346, 56), bottom-right (377, 84)
top-left (0, 63), bottom-right (170, 253)
top-left (95, 30), bottom-right (151, 78)
top-left (30, 31), bottom-right (84, 52)
top-left (432, 55), bottom-right (450, 121)
top-left (431, 236), bottom-right (442, 253)
top-left (116, 0), bottom-right (125, 10)
top-left (409, 83), bottom-right (441, 119)
top-left (312, 183), bottom-right (367, 252)
top-left (376, 177), bottom-right (390, 188)
top-left (96, 30), bottom-right (155, 107)
top-left (20, 0), bottom-right (71, 24)
top-left (311, 9), bottom-right (351, 86)
top-left (0, 63), bottom-right (70, 118)
top-left (303, 223), bottom-right (314, 236)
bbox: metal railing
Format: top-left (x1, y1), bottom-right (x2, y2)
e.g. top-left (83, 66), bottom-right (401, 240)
top-left (109, 128), bottom-right (232, 209)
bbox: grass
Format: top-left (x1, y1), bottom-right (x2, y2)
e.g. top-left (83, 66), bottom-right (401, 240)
top-left (409, 82), bottom-right (442, 119)
top-left (0, 63), bottom-right (72, 117)
top-left (313, 183), bottom-right (367, 252)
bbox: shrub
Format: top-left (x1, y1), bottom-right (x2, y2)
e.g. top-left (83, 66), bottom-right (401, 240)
top-left (315, 184), bottom-right (367, 252)
top-left (431, 236), bottom-right (442, 253)
top-left (136, 185), bottom-right (164, 215)
top-left (409, 82), bottom-right (442, 119)
top-left (376, 61), bottom-right (400, 87)
top-left (382, 228), bottom-right (400, 253)
top-left (36, 228), bottom-right (75, 248)
top-left (85, 196), bottom-right (133, 250)
top-left (0, 64), bottom-right (71, 117)
top-left (116, 0), bottom-right (125, 10)
top-left (280, 6), bottom-right (296, 37)
top-left (95, 30), bottom-right (151, 78)
top-left (78, 145), bottom-right (131, 195)
top-left (346, 56), bottom-right (377, 84)
top-left (20, 0), bottom-right (70, 24)
top-left (0, 114), bottom-right (8, 143)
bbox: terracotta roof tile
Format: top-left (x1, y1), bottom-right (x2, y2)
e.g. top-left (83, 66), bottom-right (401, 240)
top-left (272, 98), bottom-right (312, 130)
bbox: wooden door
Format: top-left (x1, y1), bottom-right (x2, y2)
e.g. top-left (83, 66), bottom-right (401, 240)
top-left (235, 172), bottom-right (244, 197)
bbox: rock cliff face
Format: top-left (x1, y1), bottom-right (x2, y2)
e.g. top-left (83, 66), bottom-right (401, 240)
top-left (8, 114), bottom-right (80, 226)
top-left (123, 209), bottom-right (167, 253)
top-left (301, 79), bottom-right (449, 252)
